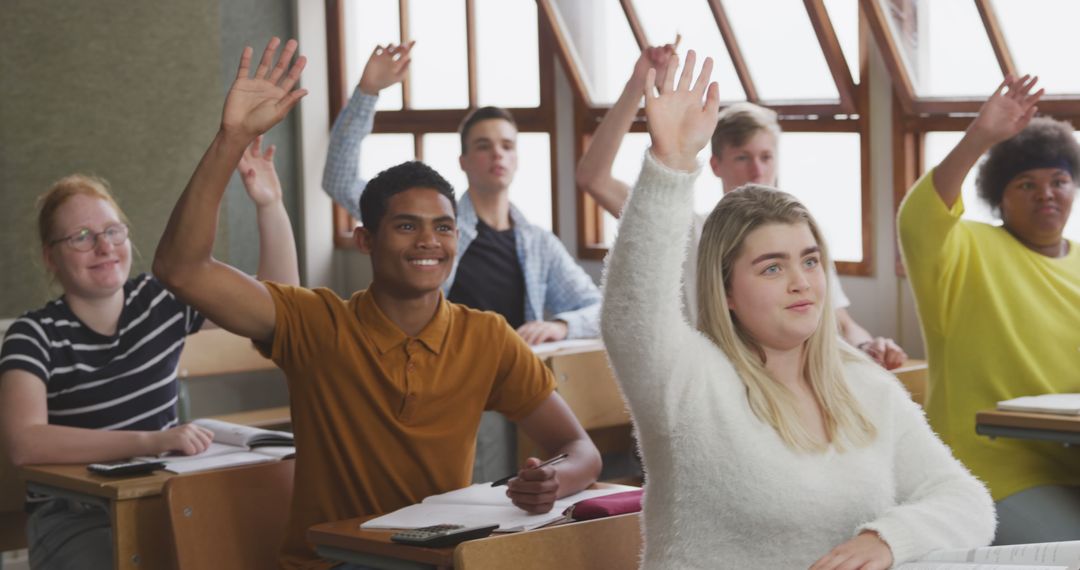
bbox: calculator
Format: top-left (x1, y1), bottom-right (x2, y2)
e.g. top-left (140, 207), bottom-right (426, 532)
top-left (389, 523), bottom-right (499, 547)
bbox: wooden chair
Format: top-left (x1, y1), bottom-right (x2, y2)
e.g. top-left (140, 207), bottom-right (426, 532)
top-left (454, 513), bottom-right (642, 569)
top-left (177, 328), bottom-right (291, 429)
top-left (164, 459), bottom-right (294, 570)
top-left (0, 441), bottom-right (27, 557)
top-left (518, 349), bottom-right (634, 465)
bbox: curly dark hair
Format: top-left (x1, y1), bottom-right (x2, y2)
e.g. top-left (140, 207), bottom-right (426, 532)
top-left (975, 116), bottom-right (1080, 210)
top-left (359, 161), bottom-right (457, 232)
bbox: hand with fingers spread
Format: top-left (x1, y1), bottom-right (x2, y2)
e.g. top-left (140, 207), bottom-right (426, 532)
top-left (516, 320), bottom-right (569, 345)
top-left (506, 456), bottom-right (561, 514)
top-left (238, 135), bottom-right (283, 207)
top-left (359, 41), bottom-right (414, 96)
top-left (222, 37), bottom-right (308, 140)
top-left (643, 50), bottom-right (720, 172)
top-left (809, 531), bottom-right (893, 570)
top-left (968, 74), bottom-right (1044, 147)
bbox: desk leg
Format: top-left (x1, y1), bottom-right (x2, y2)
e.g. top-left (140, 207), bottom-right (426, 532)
top-left (110, 496), bottom-right (171, 569)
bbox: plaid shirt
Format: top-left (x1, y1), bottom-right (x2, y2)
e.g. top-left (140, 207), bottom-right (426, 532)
top-left (322, 88), bottom-right (601, 338)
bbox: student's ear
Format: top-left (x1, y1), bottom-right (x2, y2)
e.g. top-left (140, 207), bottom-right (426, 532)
top-left (458, 154), bottom-right (466, 171)
top-left (709, 154), bottom-right (723, 178)
top-left (354, 226), bottom-right (374, 254)
top-left (42, 245), bottom-right (58, 274)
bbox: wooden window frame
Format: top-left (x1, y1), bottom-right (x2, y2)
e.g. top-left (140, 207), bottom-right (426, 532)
top-left (326, 0), bottom-right (562, 249)
top-left (871, 0), bottom-right (1080, 274)
top-left (542, 0), bottom-right (873, 275)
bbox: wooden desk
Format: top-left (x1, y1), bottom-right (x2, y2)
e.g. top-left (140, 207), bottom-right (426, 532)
top-left (19, 464), bottom-right (174, 569)
top-left (893, 359), bottom-right (928, 406)
top-left (519, 342), bottom-right (634, 466)
top-left (976, 409), bottom-right (1080, 446)
top-left (309, 513), bottom-right (642, 570)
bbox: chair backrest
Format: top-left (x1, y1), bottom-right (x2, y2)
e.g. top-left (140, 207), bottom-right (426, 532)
top-left (0, 447), bottom-right (27, 553)
top-left (164, 459), bottom-right (294, 570)
top-left (454, 513), bottom-right (642, 570)
top-left (894, 359), bottom-right (928, 407)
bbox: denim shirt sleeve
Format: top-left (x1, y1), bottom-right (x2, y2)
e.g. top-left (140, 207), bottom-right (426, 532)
top-left (519, 223), bottom-right (602, 339)
top-left (321, 88), bottom-right (378, 221)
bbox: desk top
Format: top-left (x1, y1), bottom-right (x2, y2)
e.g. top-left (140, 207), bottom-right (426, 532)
top-left (976, 409), bottom-right (1080, 433)
top-left (19, 464), bottom-right (172, 501)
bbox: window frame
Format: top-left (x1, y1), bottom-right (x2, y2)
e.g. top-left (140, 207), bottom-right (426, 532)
top-left (540, 0), bottom-right (874, 275)
top-left (869, 0), bottom-right (1080, 274)
top-left (325, 0), bottom-right (561, 249)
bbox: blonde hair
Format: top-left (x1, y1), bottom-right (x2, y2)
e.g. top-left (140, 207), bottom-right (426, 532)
top-left (696, 184), bottom-right (876, 453)
top-left (37, 174), bottom-right (130, 247)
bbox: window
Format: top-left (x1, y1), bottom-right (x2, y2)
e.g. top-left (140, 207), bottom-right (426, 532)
top-left (543, 0), bottom-right (870, 273)
top-left (871, 0), bottom-right (1080, 273)
top-left (329, 0), bottom-right (558, 246)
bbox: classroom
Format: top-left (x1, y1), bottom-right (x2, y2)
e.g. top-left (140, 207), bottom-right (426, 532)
top-left (3, 1), bottom-right (1080, 569)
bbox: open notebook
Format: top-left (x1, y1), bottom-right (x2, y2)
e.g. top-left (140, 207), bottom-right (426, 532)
top-left (141, 418), bottom-right (294, 474)
top-left (897, 540), bottom-right (1080, 570)
top-left (361, 483), bottom-right (638, 532)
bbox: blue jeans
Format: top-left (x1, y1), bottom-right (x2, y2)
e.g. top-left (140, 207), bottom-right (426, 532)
top-left (995, 484), bottom-right (1080, 545)
top-left (27, 498), bottom-right (112, 570)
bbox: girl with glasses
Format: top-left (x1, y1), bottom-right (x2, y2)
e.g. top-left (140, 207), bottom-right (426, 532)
top-left (0, 136), bottom-right (299, 570)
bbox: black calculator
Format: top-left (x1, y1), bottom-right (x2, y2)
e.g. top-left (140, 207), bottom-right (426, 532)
top-left (389, 523), bottom-right (499, 547)
top-left (86, 460), bottom-right (166, 477)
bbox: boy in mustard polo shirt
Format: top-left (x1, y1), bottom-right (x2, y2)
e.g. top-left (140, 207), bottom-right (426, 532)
top-left (153, 38), bottom-right (601, 570)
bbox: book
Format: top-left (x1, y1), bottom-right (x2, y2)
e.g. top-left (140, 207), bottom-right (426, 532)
top-left (143, 418), bottom-right (295, 474)
top-left (530, 338), bottom-right (604, 359)
top-left (897, 540), bottom-right (1080, 570)
top-left (361, 483), bottom-right (639, 532)
top-left (998, 394), bottom-right (1080, 416)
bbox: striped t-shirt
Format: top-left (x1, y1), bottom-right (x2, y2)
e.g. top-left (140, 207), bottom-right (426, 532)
top-left (0, 273), bottom-right (203, 431)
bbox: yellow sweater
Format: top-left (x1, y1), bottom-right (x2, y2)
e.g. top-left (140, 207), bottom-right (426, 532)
top-left (898, 170), bottom-right (1080, 501)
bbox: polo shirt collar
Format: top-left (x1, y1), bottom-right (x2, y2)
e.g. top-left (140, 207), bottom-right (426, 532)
top-left (356, 289), bottom-right (451, 356)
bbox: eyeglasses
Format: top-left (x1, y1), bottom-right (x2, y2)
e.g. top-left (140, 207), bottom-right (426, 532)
top-left (49, 224), bottom-right (129, 252)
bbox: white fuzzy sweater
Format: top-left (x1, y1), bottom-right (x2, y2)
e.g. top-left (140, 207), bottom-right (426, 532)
top-left (601, 153), bottom-right (995, 569)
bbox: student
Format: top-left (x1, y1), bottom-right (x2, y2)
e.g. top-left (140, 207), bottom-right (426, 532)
top-left (602, 51), bottom-right (994, 569)
top-left (899, 75), bottom-right (1080, 544)
top-left (0, 136), bottom-right (298, 569)
top-left (578, 46), bottom-right (907, 369)
top-left (152, 38), bottom-right (601, 570)
top-left (323, 42), bottom-right (601, 345)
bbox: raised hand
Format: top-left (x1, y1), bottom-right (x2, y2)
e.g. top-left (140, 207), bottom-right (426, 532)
top-left (643, 50), bottom-right (719, 172)
top-left (968, 74), bottom-right (1043, 146)
top-left (358, 41), bottom-right (415, 95)
top-left (222, 37), bottom-right (308, 140)
top-left (629, 44), bottom-right (677, 94)
top-left (237, 135), bottom-right (282, 208)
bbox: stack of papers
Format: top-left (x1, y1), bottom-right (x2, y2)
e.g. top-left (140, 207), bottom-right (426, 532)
top-left (997, 394), bottom-right (1080, 416)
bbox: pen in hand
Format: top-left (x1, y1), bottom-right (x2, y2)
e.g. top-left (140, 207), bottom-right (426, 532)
top-left (490, 453), bottom-right (570, 487)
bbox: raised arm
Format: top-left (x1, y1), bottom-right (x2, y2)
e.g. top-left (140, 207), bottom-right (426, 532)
top-left (601, 51), bottom-right (719, 397)
top-left (322, 42), bottom-right (413, 220)
top-left (238, 135), bottom-right (300, 286)
top-left (154, 38), bottom-right (307, 343)
top-left (575, 45), bottom-right (674, 217)
top-left (932, 75), bottom-right (1042, 208)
